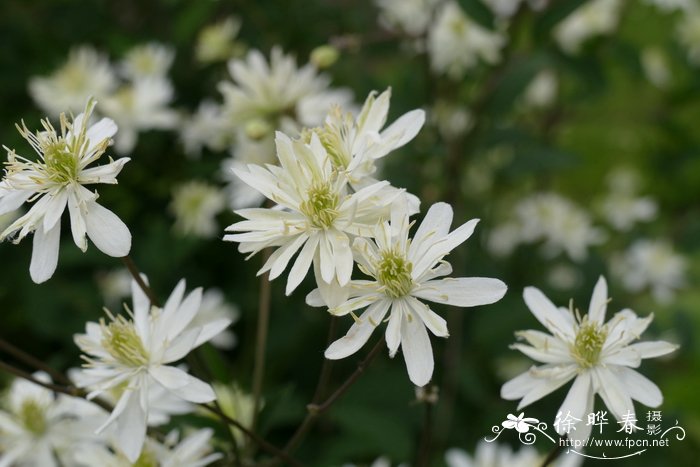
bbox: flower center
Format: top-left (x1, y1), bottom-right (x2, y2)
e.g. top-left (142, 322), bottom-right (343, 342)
top-left (572, 321), bottom-right (607, 369)
top-left (18, 399), bottom-right (47, 436)
top-left (133, 448), bottom-right (158, 467)
top-left (101, 315), bottom-right (149, 367)
top-left (376, 248), bottom-right (414, 298)
top-left (44, 140), bottom-right (79, 185)
top-left (300, 181), bottom-right (339, 229)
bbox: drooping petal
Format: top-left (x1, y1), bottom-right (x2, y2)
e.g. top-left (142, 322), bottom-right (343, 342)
top-left (555, 372), bottom-right (592, 435)
top-left (400, 313), bottom-right (434, 387)
top-left (149, 365), bottom-right (216, 403)
top-left (286, 233), bottom-right (319, 295)
top-left (615, 366), bottom-right (663, 408)
top-left (67, 190), bottom-right (88, 252)
top-left (325, 299), bottom-right (390, 360)
top-left (413, 277), bottom-right (507, 307)
top-left (593, 366), bottom-right (635, 422)
top-left (115, 389), bottom-right (148, 463)
top-left (85, 201), bottom-right (131, 257)
top-left (29, 222), bottom-right (61, 284)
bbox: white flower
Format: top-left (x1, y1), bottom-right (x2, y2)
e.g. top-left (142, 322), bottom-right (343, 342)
top-left (0, 373), bottom-right (105, 467)
top-left (641, 47), bottom-right (672, 89)
top-left (170, 181), bottom-right (226, 238)
top-left (375, 0), bottom-right (439, 36)
top-left (309, 202), bottom-right (507, 386)
top-left (188, 288), bottom-right (241, 349)
top-left (224, 131), bottom-right (395, 296)
top-left (431, 100), bottom-right (473, 140)
top-left (554, 0), bottom-right (623, 54)
top-left (221, 132), bottom-right (277, 210)
top-left (522, 69), bottom-right (558, 108)
top-left (0, 99), bottom-right (131, 283)
top-left (218, 47), bottom-right (353, 139)
top-left (73, 278), bottom-right (232, 462)
top-left (75, 428), bottom-right (222, 467)
top-left (599, 191), bottom-right (657, 232)
top-left (306, 88), bottom-right (425, 213)
top-left (100, 77), bottom-right (179, 154)
top-left (198, 383), bottom-right (254, 448)
top-left (196, 16), bottom-right (242, 63)
top-left (445, 440), bottom-right (581, 467)
top-left (119, 42), bottom-right (175, 81)
top-left (501, 277), bottom-right (678, 442)
top-left (645, 0), bottom-right (695, 13)
top-left (428, 1), bottom-right (505, 79)
top-left (97, 268), bottom-right (133, 307)
top-left (180, 100), bottom-right (232, 157)
top-left (29, 46), bottom-right (117, 117)
top-left (611, 239), bottom-right (686, 304)
top-left (677, 8), bottom-right (700, 65)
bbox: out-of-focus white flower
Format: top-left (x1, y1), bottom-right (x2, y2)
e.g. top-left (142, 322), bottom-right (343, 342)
top-left (611, 239), bottom-right (687, 304)
top-left (170, 181), bottom-right (226, 238)
top-left (641, 47), bottom-right (672, 89)
top-left (196, 16), bottom-right (242, 63)
top-left (306, 88), bottom-right (424, 213)
top-left (547, 263), bottom-right (581, 291)
top-left (445, 440), bottom-right (581, 467)
top-left (225, 132), bottom-right (396, 296)
top-left (119, 42), bottom-right (175, 81)
top-left (677, 8), bottom-right (700, 65)
top-left (375, 0), bottom-right (439, 36)
top-left (222, 132), bottom-right (277, 210)
top-left (645, 0), bottom-right (695, 13)
top-left (181, 101), bottom-right (232, 157)
top-left (97, 268), bottom-right (133, 307)
top-left (309, 202), bottom-right (507, 386)
top-left (554, 0), bottom-right (623, 54)
top-left (489, 193), bottom-right (605, 262)
top-left (29, 46), bottom-right (117, 117)
top-left (75, 428), bottom-right (222, 467)
top-left (100, 77), bottom-right (180, 154)
top-left (0, 373), bottom-right (105, 467)
top-left (0, 99), bottom-right (131, 283)
top-left (428, 1), bottom-right (505, 79)
top-left (73, 278), bottom-right (231, 462)
top-left (188, 288), bottom-right (240, 349)
top-left (431, 100), bottom-right (473, 140)
top-left (218, 47), bottom-right (352, 141)
top-left (501, 277), bottom-right (678, 442)
top-left (598, 167), bottom-right (657, 231)
top-left (198, 383), bottom-right (255, 448)
top-left (483, 0), bottom-right (523, 18)
top-left (522, 69), bottom-right (558, 108)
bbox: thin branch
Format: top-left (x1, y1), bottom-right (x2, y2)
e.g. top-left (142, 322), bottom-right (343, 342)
top-left (0, 338), bottom-right (72, 386)
top-left (310, 316), bottom-right (338, 404)
top-left (200, 403), bottom-right (302, 467)
top-left (541, 434), bottom-right (567, 467)
top-left (251, 247), bottom-right (273, 432)
top-left (121, 255), bottom-right (160, 307)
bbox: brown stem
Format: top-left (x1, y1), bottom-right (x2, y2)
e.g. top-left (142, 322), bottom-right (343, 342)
top-left (415, 402), bottom-right (434, 467)
top-left (541, 434), bottom-right (567, 467)
top-left (0, 338), bottom-right (72, 386)
top-left (310, 316), bottom-right (338, 404)
top-left (121, 255), bottom-right (160, 307)
top-left (200, 403), bottom-right (302, 467)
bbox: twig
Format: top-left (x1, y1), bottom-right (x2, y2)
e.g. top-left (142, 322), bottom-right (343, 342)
top-left (121, 255), bottom-right (160, 307)
top-left (0, 338), bottom-right (72, 386)
top-left (541, 434), bottom-right (567, 467)
top-left (310, 316), bottom-right (338, 404)
top-left (251, 247), bottom-right (273, 432)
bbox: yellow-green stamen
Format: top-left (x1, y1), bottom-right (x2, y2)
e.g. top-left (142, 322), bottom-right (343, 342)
top-left (376, 248), bottom-right (414, 298)
top-left (300, 181), bottom-right (339, 229)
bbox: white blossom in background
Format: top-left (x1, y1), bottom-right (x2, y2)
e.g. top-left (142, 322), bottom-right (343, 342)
top-left (29, 46), bottom-right (117, 117)
top-left (598, 168), bottom-right (657, 231)
top-left (0, 373), bottom-right (105, 467)
top-left (305, 88), bottom-right (425, 213)
top-left (0, 99), bottom-right (131, 283)
top-left (218, 47), bottom-right (353, 141)
top-left (199, 383), bottom-right (255, 448)
top-left (100, 77), bottom-right (180, 154)
top-left (428, 1), bottom-right (505, 79)
top-left (181, 100), bottom-right (232, 157)
top-left (97, 268), bottom-right (133, 307)
top-left (522, 69), bottom-right (558, 108)
top-left (375, 0), bottom-right (439, 36)
top-left (645, 0), bottom-right (695, 13)
top-left (554, 0), bottom-right (623, 54)
top-left (75, 428), bottom-right (222, 467)
top-left (483, 0), bottom-right (523, 18)
top-left (119, 42), bottom-right (175, 81)
top-left (641, 47), bottom-right (672, 89)
top-left (225, 132), bottom-right (396, 297)
top-left (611, 239), bottom-right (687, 304)
top-left (170, 180), bottom-right (226, 238)
top-left (501, 277), bottom-right (678, 442)
top-left (73, 278), bottom-right (232, 462)
top-left (196, 16), bottom-right (242, 64)
top-left (188, 288), bottom-right (240, 349)
top-left (221, 131), bottom-right (277, 210)
top-left (445, 441), bottom-right (581, 467)
top-left (676, 8), bottom-right (700, 65)
top-left (488, 193), bottom-right (605, 262)
top-left (309, 202), bottom-right (507, 386)
top-left (431, 100), bottom-right (473, 140)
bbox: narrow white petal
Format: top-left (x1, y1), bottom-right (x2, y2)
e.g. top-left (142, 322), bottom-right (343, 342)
top-left (413, 277), bottom-right (507, 307)
top-left (406, 296), bottom-right (448, 337)
top-left (400, 313), bottom-right (434, 387)
top-left (29, 222), bottom-right (61, 284)
top-left (42, 189), bottom-right (68, 232)
top-left (385, 303), bottom-right (402, 357)
top-left (115, 389), bottom-right (148, 462)
top-left (325, 300), bottom-right (390, 360)
top-left (628, 341), bottom-right (679, 359)
top-left (286, 234), bottom-right (318, 295)
top-left (517, 365), bottom-right (578, 409)
top-left (85, 201), bottom-right (131, 257)
top-left (593, 366), bottom-right (635, 422)
top-left (523, 287), bottom-right (575, 341)
top-left (555, 372), bottom-right (592, 435)
top-left (588, 276), bottom-right (608, 325)
top-left (259, 234), bottom-right (307, 280)
top-left (615, 367), bottom-right (663, 407)
top-left (149, 366), bottom-right (216, 403)
top-left (67, 190), bottom-right (88, 252)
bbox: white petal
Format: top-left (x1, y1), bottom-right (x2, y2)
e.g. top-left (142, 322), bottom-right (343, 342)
top-left (30, 222), bottom-right (61, 284)
top-left (588, 276), bottom-right (608, 325)
top-left (166, 287), bottom-right (203, 340)
top-left (628, 341), bottom-right (678, 359)
top-left (400, 313), bottom-right (434, 387)
top-left (603, 346), bottom-right (641, 368)
top-left (286, 234), bottom-right (318, 295)
top-left (555, 372), bottom-right (591, 435)
top-left (259, 234), bottom-right (307, 280)
top-left (325, 300), bottom-right (390, 360)
top-left (86, 117), bottom-right (118, 152)
top-left (523, 287), bottom-right (575, 341)
top-left (149, 365), bottom-right (215, 403)
top-left (413, 277), bottom-right (507, 307)
top-left (67, 190), bottom-right (88, 252)
top-left (115, 389), bottom-right (148, 462)
top-left (0, 186), bottom-right (31, 216)
top-left (385, 303), bottom-right (403, 357)
top-left (314, 259), bottom-right (351, 309)
top-left (42, 189), bottom-right (68, 232)
top-left (615, 367), bottom-right (663, 407)
top-left (329, 231), bottom-right (353, 286)
top-left (85, 201), bottom-right (131, 257)
top-left (406, 296), bottom-right (448, 337)
top-left (501, 369), bottom-right (541, 400)
top-left (593, 366), bottom-right (635, 422)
